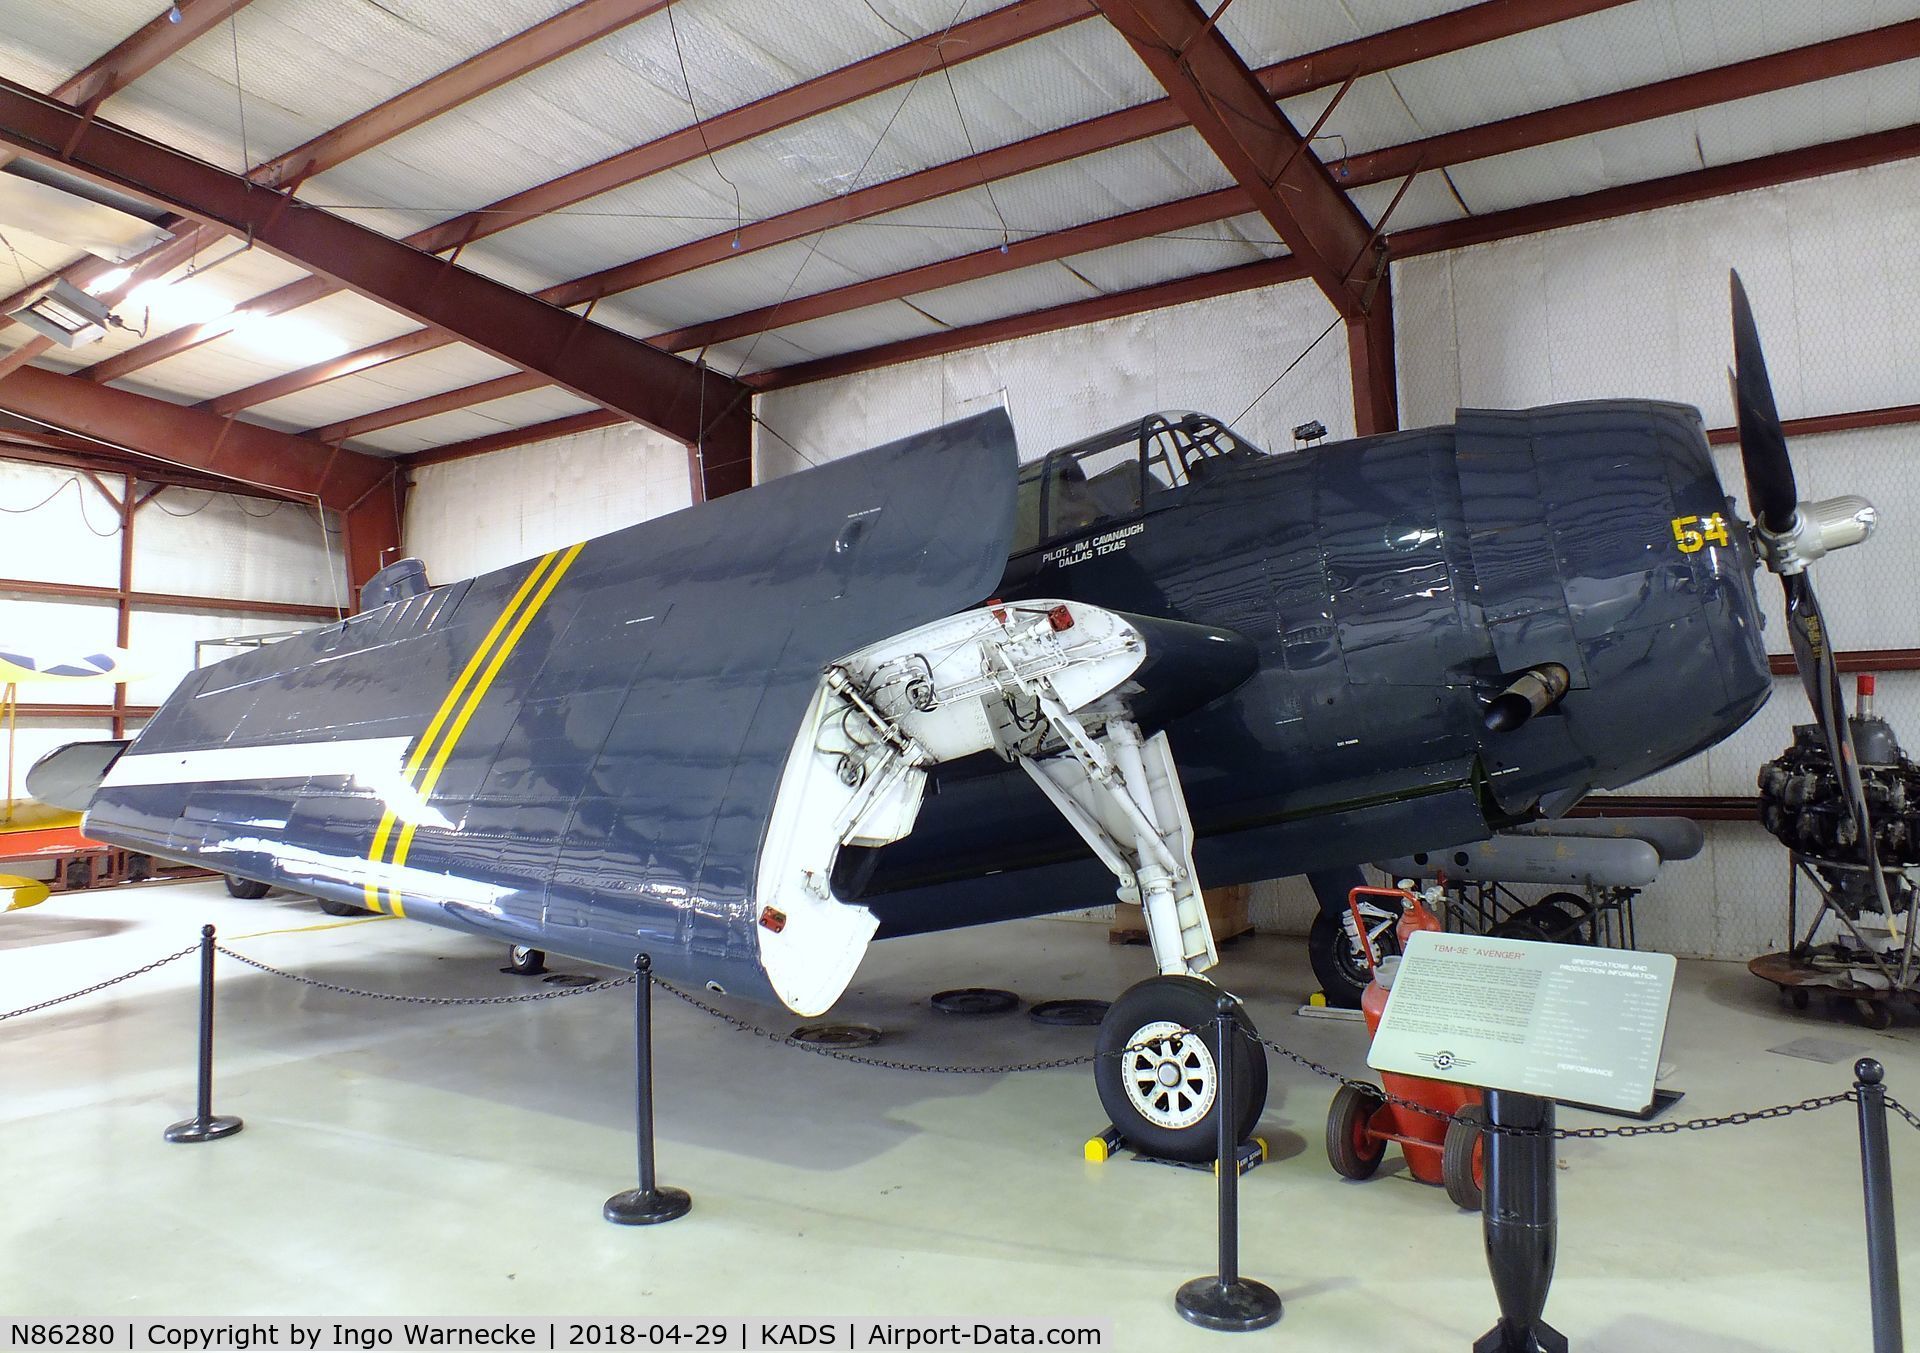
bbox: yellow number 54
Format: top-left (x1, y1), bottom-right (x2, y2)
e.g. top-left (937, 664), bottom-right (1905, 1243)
top-left (1671, 513), bottom-right (1731, 554)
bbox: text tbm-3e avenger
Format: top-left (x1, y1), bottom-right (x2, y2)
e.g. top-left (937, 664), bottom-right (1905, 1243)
top-left (31, 275), bottom-right (1874, 1161)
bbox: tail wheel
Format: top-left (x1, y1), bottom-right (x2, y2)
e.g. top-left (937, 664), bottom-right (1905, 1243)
top-left (223, 874), bottom-right (269, 900)
top-left (507, 945), bottom-right (548, 976)
top-left (1326, 1082), bottom-right (1388, 1180)
top-left (316, 898), bottom-right (367, 917)
top-left (1094, 974), bottom-right (1267, 1163)
top-left (1443, 1103), bottom-right (1487, 1210)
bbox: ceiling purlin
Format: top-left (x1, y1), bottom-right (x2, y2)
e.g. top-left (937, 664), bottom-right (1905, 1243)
top-left (82, 0), bottom-right (1093, 386)
top-left (204, 0), bottom-right (1634, 432)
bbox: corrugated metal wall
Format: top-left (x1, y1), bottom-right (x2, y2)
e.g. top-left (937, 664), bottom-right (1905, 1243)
top-left (0, 459), bottom-right (347, 793)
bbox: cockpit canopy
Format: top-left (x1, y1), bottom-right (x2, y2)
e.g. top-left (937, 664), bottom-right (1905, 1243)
top-left (1012, 411), bottom-right (1268, 556)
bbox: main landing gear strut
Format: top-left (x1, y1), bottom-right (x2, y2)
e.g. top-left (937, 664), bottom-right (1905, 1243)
top-left (770, 600), bottom-right (1268, 1161)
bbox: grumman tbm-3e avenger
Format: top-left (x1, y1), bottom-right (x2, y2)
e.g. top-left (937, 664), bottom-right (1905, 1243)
top-left (29, 276), bottom-right (1879, 1161)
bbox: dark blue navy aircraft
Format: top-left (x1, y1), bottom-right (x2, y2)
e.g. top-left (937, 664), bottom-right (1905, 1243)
top-left (30, 278), bottom-right (1877, 1160)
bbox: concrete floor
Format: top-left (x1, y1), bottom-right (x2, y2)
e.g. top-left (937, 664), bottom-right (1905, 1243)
top-left (2, 878), bottom-right (1915, 1350)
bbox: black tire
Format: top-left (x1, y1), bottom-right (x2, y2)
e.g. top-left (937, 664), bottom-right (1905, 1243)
top-left (64, 857), bottom-right (94, 890)
top-left (1856, 999), bottom-right (1894, 1031)
top-left (1511, 898), bottom-right (1584, 943)
top-left (507, 945), bottom-right (547, 976)
top-left (126, 854), bottom-right (152, 883)
top-left (1095, 975), bottom-right (1267, 1163)
top-left (224, 874), bottom-right (270, 900)
top-left (1788, 986), bottom-right (1811, 1011)
top-left (1309, 911), bottom-right (1396, 1008)
top-left (1443, 1104), bottom-right (1487, 1210)
top-left (1325, 1082), bottom-right (1388, 1180)
top-left (316, 898), bottom-right (366, 917)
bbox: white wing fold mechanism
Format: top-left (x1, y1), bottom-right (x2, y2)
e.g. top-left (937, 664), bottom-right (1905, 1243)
top-left (755, 599), bottom-right (1223, 1015)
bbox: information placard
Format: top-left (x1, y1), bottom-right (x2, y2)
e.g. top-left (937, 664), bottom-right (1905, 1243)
top-left (1367, 930), bottom-right (1676, 1112)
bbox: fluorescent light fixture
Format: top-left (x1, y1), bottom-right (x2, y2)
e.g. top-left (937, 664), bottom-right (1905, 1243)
top-left (8, 277), bottom-right (112, 346)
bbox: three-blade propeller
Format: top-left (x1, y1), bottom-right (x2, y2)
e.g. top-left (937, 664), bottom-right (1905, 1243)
top-left (1727, 270), bottom-right (1890, 913)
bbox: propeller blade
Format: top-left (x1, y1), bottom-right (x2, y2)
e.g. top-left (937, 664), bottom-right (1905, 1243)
top-left (1781, 572), bottom-right (1897, 917)
top-left (1730, 270), bottom-right (1797, 533)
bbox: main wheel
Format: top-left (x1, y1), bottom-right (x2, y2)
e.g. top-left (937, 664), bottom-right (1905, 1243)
top-left (316, 898), bottom-right (366, 917)
top-left (1095, 975), bottom-right (1267, 1163)
top-left (223, 874), bottom-right (269, 899)
top-left (1443, 1104), bottom-right (1487, 1210)
top-left (507, 945), bottom-right (547, 976)
top-left (1309, 911), bottom-right (1396, 1008)
top-left (1325, 1082), bottom-right (1388, 1180)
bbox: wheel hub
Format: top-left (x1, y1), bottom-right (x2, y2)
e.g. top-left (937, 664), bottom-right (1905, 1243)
top-left (1122, 1019), bottom-right (1217, 1130)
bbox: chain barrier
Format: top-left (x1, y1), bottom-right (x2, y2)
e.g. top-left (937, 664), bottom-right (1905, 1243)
top-left (0, 942), bottom-right (198, 1023)
top-left (652, 976), bottom-right (1100, 1073)
top-left (655, 976), bottom-right (1914, 1142)
top-left (214, 945), bottom-right (635, 1005)
top-left (10, 940), bottom-right (1915, 1142)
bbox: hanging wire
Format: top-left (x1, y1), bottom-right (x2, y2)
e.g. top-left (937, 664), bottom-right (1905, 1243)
top-left (666, 5), bottom-right (744, 249)
top-left (1233, 314), bottom-right (1344, 425)
top-left (751, 413), bottom-right (822, 469)
top-left (731, 0), bottom-right (977, 377)
top-left (0, 475), bottom-right (124, 538)
top-left (228, 12), bottom-right (250, 175)
top-left (938, 52), bottom-right (1012, 254)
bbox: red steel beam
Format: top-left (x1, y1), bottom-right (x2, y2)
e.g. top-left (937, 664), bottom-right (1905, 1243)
top-left (95, 0), bottom-right (1090, 389)
top-left (0, 1), bottom-right (252, 328)
top-left (311, 372), bottom-right (549, 444)
top-left (0, 365), bottom-right (387, 509)
top-left (0, 437), bottom-right (300, 498)
top-left (14, 702), bottom-right (160, 720)
top-left (660, 190), bottom-right (1241, 352)
top-left (699, 16), bottom-right (1920, 368)
top-left (0, 78), bottom-right (745, 452)
top-left (198, 0), bottom-right (1633, 417)
top-left (1705, 402), bottom-right (1920, 446)
top-left (1387, 123), bottom-right (1920, 259)
top-left (751, 121), bottom-right (1920, 391)
top-left (0, 575), bottom-right (341, 620)
top-left (342, 471), bottom-right (404, 602)
top-left (1093, 0), bottom-right (1376, 312)
top-left (749, 255), bottom-right (1311, 390)
top-left (0, 0), bottom-right (251, 171)
top-left (249, 0), bottom-right (675, 189)
top-left (82, 0), bottom-right (677, 382)
top-left (403, 410), bottom-right (625, 467)
top-left (1336, 19), bottom-right (1920, 188)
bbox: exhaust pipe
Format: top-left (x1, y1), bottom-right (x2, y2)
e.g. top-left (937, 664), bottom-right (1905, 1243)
top-left (1484, 664), bottom-right (1570, 734)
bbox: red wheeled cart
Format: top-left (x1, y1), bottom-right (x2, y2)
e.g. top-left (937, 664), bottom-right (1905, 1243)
top-left (1324, 886), bottom-right (1487, 1210)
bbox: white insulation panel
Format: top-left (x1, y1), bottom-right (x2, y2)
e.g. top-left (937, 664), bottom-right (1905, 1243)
top-left (404, 420), bottom-right (695, 581)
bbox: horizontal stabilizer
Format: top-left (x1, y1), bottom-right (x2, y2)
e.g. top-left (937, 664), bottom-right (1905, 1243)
top-left (25, 740), bottom-right (128, 812)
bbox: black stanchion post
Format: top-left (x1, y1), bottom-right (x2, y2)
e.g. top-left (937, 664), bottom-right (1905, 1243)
top-left (1474, 1091), bottom-right (1564, 1353)
top-left (605, 953), bottom-right (691, 1225)
top-left (1854, 1058), bottom-right (1904, 1353)
top-left (164, 924), bottom-right (243, 1144)
top-left (1175, 996), bottom-right (1282, 1332)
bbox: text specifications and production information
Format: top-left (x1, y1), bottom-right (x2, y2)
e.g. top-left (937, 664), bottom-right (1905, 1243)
top-left (1367, 930), bottom-right (1676, 1112)
top-left (2, 1322), bottom-right (1108, 1352)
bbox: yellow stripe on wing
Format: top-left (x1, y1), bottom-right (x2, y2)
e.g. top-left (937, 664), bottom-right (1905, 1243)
top-left (389, 542), bottom-right (585, 884)
top-left (364, 550), bottom-right (561, 913)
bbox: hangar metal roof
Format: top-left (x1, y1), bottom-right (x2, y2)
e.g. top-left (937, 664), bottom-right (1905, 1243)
top-left (0, 0), bottom-right (1916, 481)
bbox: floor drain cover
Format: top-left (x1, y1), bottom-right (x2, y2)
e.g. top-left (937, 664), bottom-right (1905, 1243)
top-left (1029, 998), bottom-right (1109, 1027)
top-left (931, 987), bottom-right (1020, 1016)
top-left (541, 973), bottom-right (599, 988)
top-left (792, 1023), bottom-right (883, 1048)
